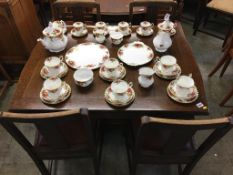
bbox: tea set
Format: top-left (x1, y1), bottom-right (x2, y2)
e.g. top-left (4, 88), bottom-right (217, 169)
top-left (136, 21), bottom-right (154, 36)
top-left (40, 77), bottom-right (71, 104)
top-left (153, 55), bottom-right (181, 79)
top-left (40, 56), bottom-right (68, 79)
top-left (167, 74), bottom-right (199, 103)
top-left (38, 15), bottom-right (198, 106)
top-left (105, 79), bottom-right (135, 106)
top-left (71, 22), bottom-right (88, 37)
top-left (99, 58), bottom-right (126, 82)
top-left (157, 14), bottom-right (176, 36)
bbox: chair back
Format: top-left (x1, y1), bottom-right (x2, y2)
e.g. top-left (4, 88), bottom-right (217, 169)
top-left (129, 0), bottom-right (177, 24)
top-left (52, 0), bottom-right (101, 22)
top-left (0, 109), bottom-right (95, 151)
top-left (135, 116), bottom-right (233, 154)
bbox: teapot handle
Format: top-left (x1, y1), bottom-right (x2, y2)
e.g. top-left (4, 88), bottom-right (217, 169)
top-left (129, 82), bottom-right (133, 88)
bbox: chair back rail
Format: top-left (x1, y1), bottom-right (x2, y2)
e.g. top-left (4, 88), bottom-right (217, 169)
top-left (0, 109), bottom-right (95, 150)
top-left (133, 116), bottom-right (233, 174)
top-left (129, 1), bottom-right (177, 23)
top-left (52, 1), bottom-right (101, 22)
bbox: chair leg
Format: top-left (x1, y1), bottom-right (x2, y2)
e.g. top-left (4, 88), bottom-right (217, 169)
top-left (219, 57), bottom-right (232, 77)
top-left (130, 158), bottom-right (138, 175)
top-left (93, 153), bottom-right (100, 175)
top-left (203, 11), bottom-right (210, 27)
top-left (220, 86), bottom-right (233, 106)
top-left (208, 53), bottom-right (230, 77)
top-left (178, 164), bottom-right (183, 175)
top-left (226, 108), bottom-right (233, 116)
top-left (222, 17), bottom-right (233, 48)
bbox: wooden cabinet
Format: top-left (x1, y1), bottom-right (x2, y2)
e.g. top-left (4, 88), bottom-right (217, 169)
top-left (0, 0), bottom-right (42, 64)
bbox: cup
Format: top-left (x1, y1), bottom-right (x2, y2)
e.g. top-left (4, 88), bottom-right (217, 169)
top-left (138, 67), bottom-right (154, 88)
top-left (73, 22), bottom-right (85, 35)
top-left (95, 21), bottom-right (107, 30)
top-left (118, 21), bottom-right (130, 35)
top-left (43, 77), bottom-right (62, 100)
top-left (160, 55), bottom-right (177, 75)
top-left (73, 68), bottom-right (94, 87)
top-left (44, 56), bottom-right (63, 77)
top-left (140, 21), bottom-right (154, 35)
top-left (175, 75), bottom-right (195, 98)
top-left (94, 29), bottom-right (105, 43)
top-left (110, 32), bottom-right (123, 45)
top-left (102, 58), bottom-right (123, 77)
top-left (111, 80), bottom-right (133, 102)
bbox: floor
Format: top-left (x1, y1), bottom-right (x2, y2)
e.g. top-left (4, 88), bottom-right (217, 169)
top-left (0, 13), bottom-right (233, 175)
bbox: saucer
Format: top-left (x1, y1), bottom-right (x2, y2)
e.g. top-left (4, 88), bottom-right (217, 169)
top-left (99, 65), bottom-right (126, 82)
top-left (136, 27), bottom-right (153, 36)
top-left (157, 21), bottom-right (175, 31)
top-left (40, 82), bottom-right (71, 104)
top-left (104, 86), bottom-right (135, 107)
top-left (167, 80), bottom-right (199, 104)
top-left (116, 28), bottom-right (132, 37)
top-left (153, 61), bottom-right (181, 80)
top-left (93, 27), bottom-right (109, 36)
top-left (40, 62), bottom-right (68, 79)
top-left (71, 28), bottom-right (88, 37)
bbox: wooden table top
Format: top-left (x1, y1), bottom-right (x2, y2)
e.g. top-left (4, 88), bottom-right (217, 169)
top-left (9, 23), bottom-right (208, 116)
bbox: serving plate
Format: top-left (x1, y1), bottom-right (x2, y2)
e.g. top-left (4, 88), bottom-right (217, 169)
top-left (65, 42), bottom-right (110, 69)
top-left (117, 41), bottom-right (154, 66)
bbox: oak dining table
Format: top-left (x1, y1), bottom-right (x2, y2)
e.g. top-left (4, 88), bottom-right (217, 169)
top-left (9, 22), bottom-right (208, 119)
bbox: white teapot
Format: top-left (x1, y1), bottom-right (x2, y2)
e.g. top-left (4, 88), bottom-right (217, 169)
top-left (37, 22), bottom-right (68, 53)
top-left (153, 31), bottom-right (172, 52)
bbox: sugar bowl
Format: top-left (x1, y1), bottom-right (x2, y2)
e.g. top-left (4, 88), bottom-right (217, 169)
top-left (138, 67), bottom-right (155, 88)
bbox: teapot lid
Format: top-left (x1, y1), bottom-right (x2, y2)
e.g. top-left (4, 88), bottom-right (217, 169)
top-left (42, 22), bottom-right (62, 37)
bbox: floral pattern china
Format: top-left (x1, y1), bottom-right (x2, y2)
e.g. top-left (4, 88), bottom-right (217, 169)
top-left (167, 80), bottom-right (199, 104)
top-left (117, 41), bottom-right (154, 66)
top-left (65, 42), bottom-right (110, 69)
top-left (40, 82), bottom-right (71, 104)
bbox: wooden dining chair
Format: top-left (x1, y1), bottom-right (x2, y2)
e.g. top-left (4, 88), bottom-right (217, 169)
top-left (126, 115), bottom-right (233, 175)
top-left (0, 63), bottom-right (13, 98)
top-left (0, 109), bottom-right (101, 175)
top-left (193, 0), bottom-right (233, 47)
top-left (129, 0), bottom-right (178, 24)
top-left (52, 0), bottom-right (101, 23)
top-left (208, 32), bottom-right (233, 77)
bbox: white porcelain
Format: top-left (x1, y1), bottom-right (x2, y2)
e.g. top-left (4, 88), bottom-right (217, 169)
top-left (73, 22), bottom-right (86, 35)
top-left (41, 62), bottom-right (68, 79)
top-left (43, 77), bottom-right (62, 100)
top-left (40, 82), bottom-right (71, 104)
top-left (138, 76), bottom-right (154, 88)
top-left (38, 24), bottom-right (68, 52)
top-left (175, 75), bottom-right (195, 98)
top-left (118, 21), bottom-right (131, 36)
top-left (136, 27), bottom-right (153, 36)
top-left (99, 64), bottom-right (126, 82)
top-left (73, 68), bottom-right (94, 87)
top-left (110, 32), bottom-right (123, 45)
top-left (102, 58), bottom-right (123, 77)
top-left (118, 41), bottom-right (154, 66)
top-left (52, 20), bottom-right (67, 33)
top-left (153, 31), bottom-right (172, 52)
top-left (140, 21), bottom-right (154, 35)
top-left (110, 80), bottom-right (133, 103)
top-left (94, 29), bottom-right (106, 43)
top-left (71, 28), bottom-right (88, 37)
top-left (160, 55), bottom-right (177, 75)
top-left (138, 67), bottom-right (154, 88)
top-left (95, 21), bottom-right (107, 30)
top-left (43, 56), bottom-right (63, 76)
top-left (65, 42), bottom-right (110, 69)
top-left (157, 13), bottom-right (174, 32)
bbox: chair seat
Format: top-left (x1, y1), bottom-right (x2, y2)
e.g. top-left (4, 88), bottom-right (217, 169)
top-left (207, 0), bottom-right (233, 14)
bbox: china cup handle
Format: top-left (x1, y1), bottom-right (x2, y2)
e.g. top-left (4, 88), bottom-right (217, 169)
top-left (188, 73), bottom-right (192, 78)
top-left (59, 56), bottom-right (64, 62)
top-left (119, 63), bottom-right (123, 66)
top-left (129, 82), bottom-right (133, 87)
top-left (151, 23), bottom-right (154, 27)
